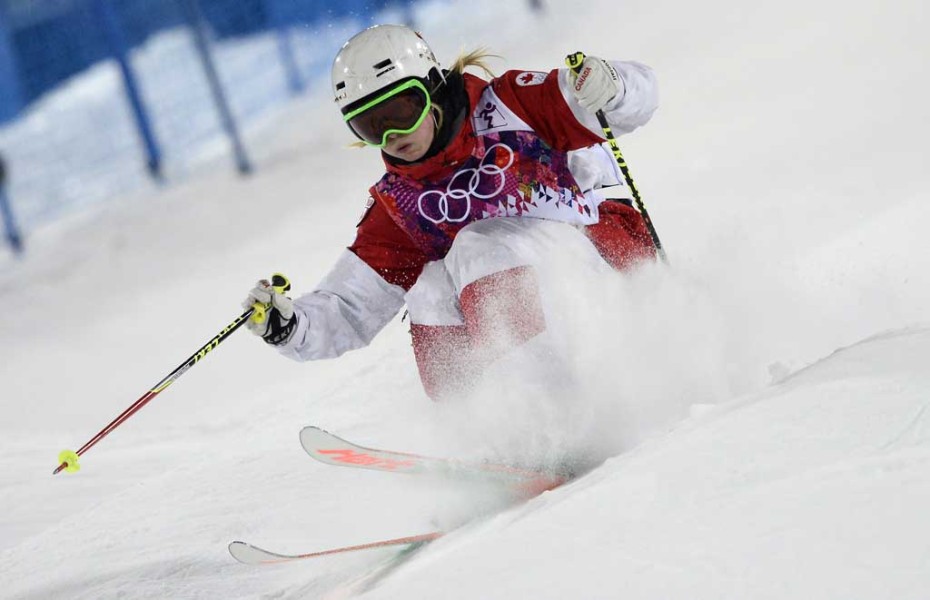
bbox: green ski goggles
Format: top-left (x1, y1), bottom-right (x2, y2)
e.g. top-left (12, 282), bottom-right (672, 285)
top-left (343, 79), bottom-right (432, 148)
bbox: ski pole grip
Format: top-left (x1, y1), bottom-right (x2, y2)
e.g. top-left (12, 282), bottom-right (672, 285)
top-left (250, 273), bottom-right (292, 324)
top-left (565, 51), bottom-right (587, 74)
top-left (270, 273), bottom-right (291, 294)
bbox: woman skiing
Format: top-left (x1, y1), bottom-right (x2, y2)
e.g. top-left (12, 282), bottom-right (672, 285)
top-left (244, 24), bottom-right (659, 400)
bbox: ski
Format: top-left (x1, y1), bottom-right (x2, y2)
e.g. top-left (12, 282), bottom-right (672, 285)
top-left (228, 531), bottom-right (443, 565)
top-left (227, 429), bottom-right (569, 567)
top-left (299, 426), bottom-right (566, 494)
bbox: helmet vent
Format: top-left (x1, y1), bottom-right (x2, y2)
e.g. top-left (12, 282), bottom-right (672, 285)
top-left (373, 58), bottom-right (393, 69)
top-left (335, 81), bottom-right (346, 90)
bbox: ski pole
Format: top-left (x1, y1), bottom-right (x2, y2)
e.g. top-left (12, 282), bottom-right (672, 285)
top-left (565, 52), bottom-right (667, 262)
top-left (54, 274), bottom-right (291, 475)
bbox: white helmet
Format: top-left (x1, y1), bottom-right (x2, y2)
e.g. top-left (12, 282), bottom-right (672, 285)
top-left (332, 24), bottom-right (442, 113)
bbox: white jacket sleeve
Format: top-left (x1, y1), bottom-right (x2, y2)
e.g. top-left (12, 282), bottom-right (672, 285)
top-left (276, 249), bottom-right (407, 361)
top-left (557, 60), bottom-right (659, 138)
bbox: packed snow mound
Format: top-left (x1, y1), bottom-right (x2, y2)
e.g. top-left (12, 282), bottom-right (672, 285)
top-left (365, 327), bottom-right (930, 600)
top-left (3, 328), bottom-right (927, 600)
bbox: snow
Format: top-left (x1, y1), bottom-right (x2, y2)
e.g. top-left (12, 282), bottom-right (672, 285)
top-left (369, 329), bottom-right (930, 599)
top-left (1, 0), bottom-right (929, 598)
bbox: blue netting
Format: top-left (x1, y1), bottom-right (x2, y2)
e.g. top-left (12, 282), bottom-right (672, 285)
top-left (1, 0), bottom-right (416, 114)
top-left (0, 0), bottom-right (424, 243)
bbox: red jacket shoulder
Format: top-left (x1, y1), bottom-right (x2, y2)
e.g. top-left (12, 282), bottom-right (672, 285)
top-left (491, 69), bottom-right (602, 150)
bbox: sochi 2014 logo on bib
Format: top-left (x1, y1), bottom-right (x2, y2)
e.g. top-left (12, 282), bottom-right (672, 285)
top-left (515, 71), bottom-right (547, 87)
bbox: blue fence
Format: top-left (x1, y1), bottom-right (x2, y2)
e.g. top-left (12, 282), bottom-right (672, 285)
top-left (0, 0), bottom-right (415, 121)
top-left (0, 0), bottom-right (420, 254)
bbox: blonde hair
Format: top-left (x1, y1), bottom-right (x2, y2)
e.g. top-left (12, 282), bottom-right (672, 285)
top-left (446, 48), bottom-right (500, 80)
top-left (432, 48), bottom-right (501, 130)
top-left (347, 48), bottom-right (502, 148)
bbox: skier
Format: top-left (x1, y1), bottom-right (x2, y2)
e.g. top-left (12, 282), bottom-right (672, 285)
top-left (243, 24), bottom-right (659, 400)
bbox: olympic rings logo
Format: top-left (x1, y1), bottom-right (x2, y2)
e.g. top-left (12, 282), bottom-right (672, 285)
top-left (417, 143), bottom-right (515, 225)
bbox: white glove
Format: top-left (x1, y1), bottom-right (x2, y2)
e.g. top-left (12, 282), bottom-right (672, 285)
top-left (570, 56), bottom-right (624, 114)
top-left (243, 277), bottom-right (296, 346)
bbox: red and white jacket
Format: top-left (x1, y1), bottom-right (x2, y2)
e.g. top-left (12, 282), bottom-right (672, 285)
top-left (278, 61), bottom-right (658, 362)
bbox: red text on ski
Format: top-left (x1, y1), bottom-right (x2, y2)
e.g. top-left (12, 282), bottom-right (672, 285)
top-left (317, 448), bottom-right (417, 470)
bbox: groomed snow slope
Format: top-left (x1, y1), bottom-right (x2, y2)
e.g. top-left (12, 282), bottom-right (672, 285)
top-left (1, 0), bottom-right (928, 598)
top-left (366, 328), bottom-right (930, 600)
